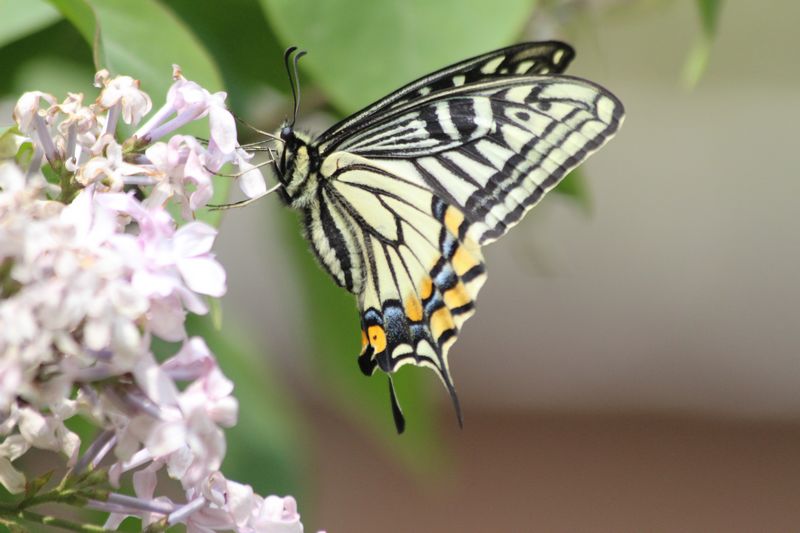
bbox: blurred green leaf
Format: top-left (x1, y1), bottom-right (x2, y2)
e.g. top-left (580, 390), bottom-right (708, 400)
top-left (0, 0), bottom-right (61, 48)
top-left (683, 0), bottom-right (724, 87)
top-left (185, 314), bottom-right (308, 499)
top-left (0, 20), bottom-right (94, 99)
top-left (260, 0), bottom-right (537, 114)
top-left (85, 0), bottom-right (223, 95)
top-left (165, 0), bottom-right (287, 112)
top-left (46, 0), bottom-right (101, 67)
top-left (697, 0), bottom-right (723, 36)
top-left (0, 127), bottom-right (23, 158)
top-left (554, 168), bottom-right (591, 213)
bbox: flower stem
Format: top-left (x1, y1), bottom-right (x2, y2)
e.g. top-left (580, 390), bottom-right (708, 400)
top-left (12, 510), bottom-right (108, 532)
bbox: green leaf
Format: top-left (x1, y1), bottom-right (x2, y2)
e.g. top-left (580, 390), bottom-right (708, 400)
top-left (683, 0), bottom-right (724, 87)
top-left (697, 0), bottom-right (723, 37)
top-left (185, 314), bottom-right (308, 499)
top-left (0, 19), bottom-right (94, 98)
top-left (260, 0), bottom-right (538, 114)
top-left (0, 0), bottom-right (61, 48)
top-left (554, 168), bottom-right (591, 213)
top-left (165, 0), bottom-right (287, 111)
top-left (86, 0), bottom-right (223, 96)
top-left (7, 522), bottom-right (30, 533)
top-left (46, 0), bottom-right (102, 67)
top-left (0, 127), bottom-right (24, 159)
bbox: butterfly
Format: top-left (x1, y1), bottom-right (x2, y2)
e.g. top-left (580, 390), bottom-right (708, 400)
top-left (271, 42), bottom-right (624, 433)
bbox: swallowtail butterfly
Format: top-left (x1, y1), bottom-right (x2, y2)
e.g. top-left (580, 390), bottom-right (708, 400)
top-left (273, 42), bottom-right (624, 432)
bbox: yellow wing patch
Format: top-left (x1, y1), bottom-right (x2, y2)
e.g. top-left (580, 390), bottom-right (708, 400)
top-left (444, 206), bottom-right (465, 236)
top-left (430, 306), bottom-right (456, 339)
top-left (405, 294), bottom-right (423, 322)
top-left (452, 245), bottom-right (480, 277)
top-left (443, 281), bottom-right (472, 310)
top-left (419, 275), bottom-right (434, 300)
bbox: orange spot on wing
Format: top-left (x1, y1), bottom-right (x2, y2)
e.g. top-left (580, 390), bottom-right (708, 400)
top-left (361, 330), bottom-right (368, 352)
top-left (405, 295), bottom-right (423, 322)
top-left (367, 325), bottom-right (387, 353)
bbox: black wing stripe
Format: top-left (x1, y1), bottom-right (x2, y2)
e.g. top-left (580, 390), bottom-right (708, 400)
top-left (315, 42), bottom-right (575, 149)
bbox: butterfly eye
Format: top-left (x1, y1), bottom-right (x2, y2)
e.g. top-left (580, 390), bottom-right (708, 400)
top-left (280, 126), bottom-right (294, 141)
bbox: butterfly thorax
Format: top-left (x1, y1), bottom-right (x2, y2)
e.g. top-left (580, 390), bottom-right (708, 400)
top-left (277, 126), bottom-right (320, 209)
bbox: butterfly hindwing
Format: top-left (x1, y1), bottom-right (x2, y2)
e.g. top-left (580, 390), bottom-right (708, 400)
top-left (315, 153), bottom-right (485, 417)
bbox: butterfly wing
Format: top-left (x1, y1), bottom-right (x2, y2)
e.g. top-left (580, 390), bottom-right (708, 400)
top-left (296, 42), bottom-right (623, 429)
top-left (309, 74), bottom-right (623, 427)
top-left (326, 75), bottom-right (624, 244)
top-left (315, 41), bottom-right (576, 151)
top-left (316, 159), bottom-right (484, 426)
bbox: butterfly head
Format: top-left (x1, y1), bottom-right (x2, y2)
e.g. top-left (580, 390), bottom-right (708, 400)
top-left (275, 124), bottom-right (318, 208)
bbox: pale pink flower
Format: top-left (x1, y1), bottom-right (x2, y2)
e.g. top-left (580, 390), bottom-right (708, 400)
top-left (236, 152), bottom-right (268, 199)
top-left (95, 69), bottom-right (153, 126)
top-left (16, 407), bottom-right (80, 461)
top-left (12, 91), bottom-right (57, 134)
top-left (250, 495), bottom-right (304, 533)
top-left (76, 136), bottom-right (148, 190)
top-left (1, 66), bottom-right (309, 532)
top-left (145, 135), bottom-right (214, 214)
top-left (0, 435), bottom-right (30, 492)
top-left (0, 457), bottom-right (26, 494)
top-left (135, 65), bottom-right (231, 148)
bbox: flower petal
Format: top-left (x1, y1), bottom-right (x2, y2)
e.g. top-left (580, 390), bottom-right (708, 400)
top-left (178, 257), bottom-right (226, 297)
top-left (174, 222), bottom-right (217, 257)
top-left (238, 160), bottom-right (267, 199)
top-left (0, 457), bottom-right (26, 494)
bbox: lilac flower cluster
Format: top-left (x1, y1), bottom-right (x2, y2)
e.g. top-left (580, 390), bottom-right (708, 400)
top-left (0, 67), bottom-right (304, 531)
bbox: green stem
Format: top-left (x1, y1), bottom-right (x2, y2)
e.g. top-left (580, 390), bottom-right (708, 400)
top-left (19, 487), bottom-right (82, 509)
top-left (0, 480), bottom-right (107, 531)
top-left (14, 510), bottom-right (108, 532)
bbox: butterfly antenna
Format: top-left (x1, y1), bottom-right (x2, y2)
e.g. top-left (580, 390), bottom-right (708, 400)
top-left (387, 376), bottom-right (406, 434)
top-left (283, 46), bottom-right (307, 128)
top-left (233, 113), bottom-right (284, 144)
top-left (207, 181), bottom-right (283, 211)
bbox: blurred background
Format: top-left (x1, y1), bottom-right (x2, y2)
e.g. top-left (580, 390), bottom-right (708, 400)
top-left (2, 0), bottom-right (799, 531)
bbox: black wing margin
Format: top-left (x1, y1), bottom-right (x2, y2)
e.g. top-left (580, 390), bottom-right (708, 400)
top-left (315, 41), bottom-right (575, 150)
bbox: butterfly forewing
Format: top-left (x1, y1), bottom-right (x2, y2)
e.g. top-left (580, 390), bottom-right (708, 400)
top-left (325, 76), bottom-right (623, 244)
top-left (315, 41), bottom-right (576, 152)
